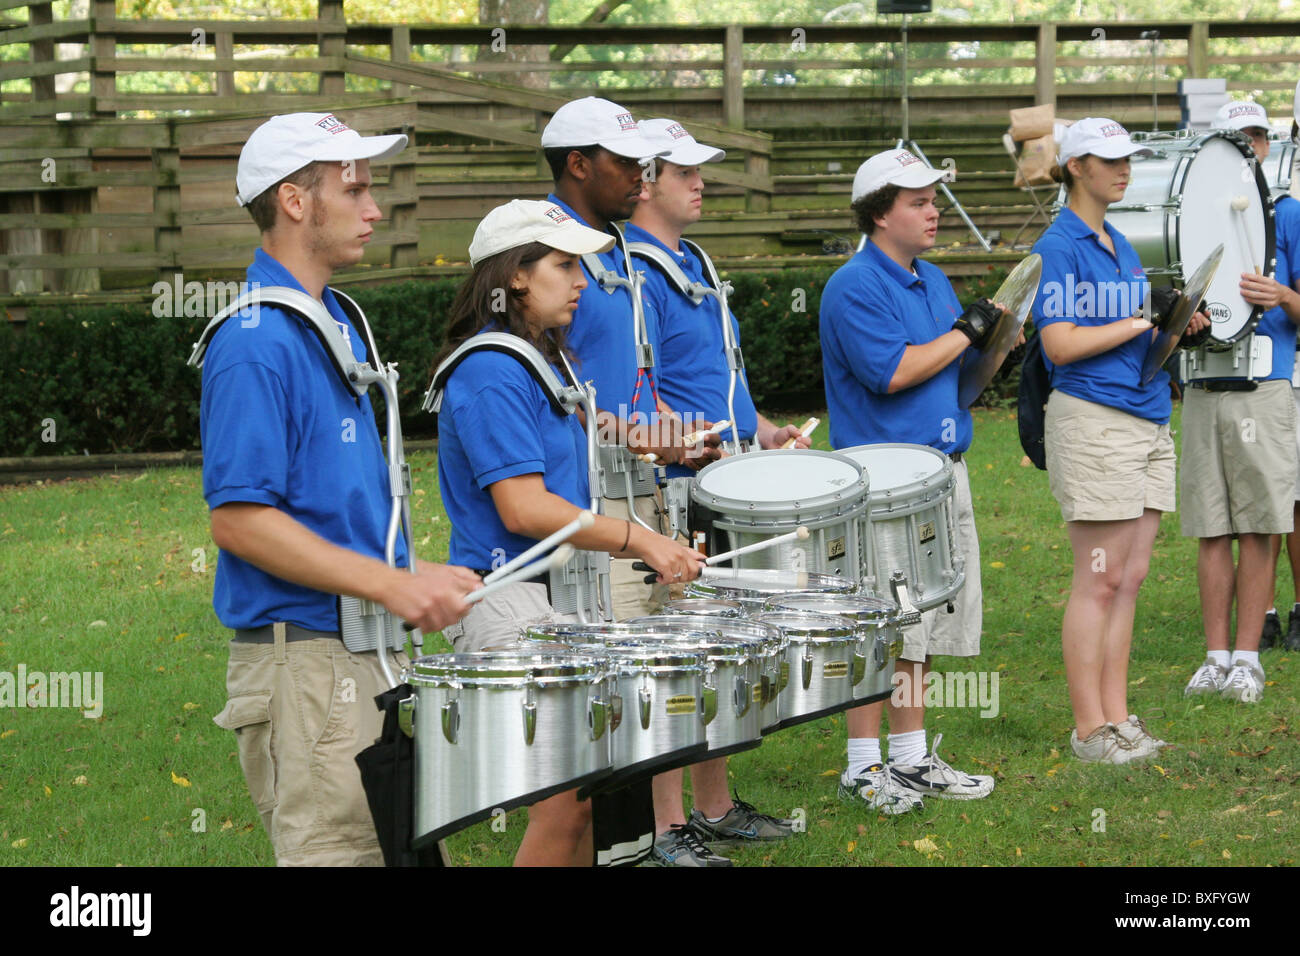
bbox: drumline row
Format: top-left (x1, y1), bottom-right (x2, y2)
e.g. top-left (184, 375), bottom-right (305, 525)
top-left (404, 442), bottom-right (965, 847)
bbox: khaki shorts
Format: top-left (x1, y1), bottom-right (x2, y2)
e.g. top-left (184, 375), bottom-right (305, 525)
top-left (901, 459), bottom-right (983, 661)
top-left (603, 494), bottom-right (669, 620)
top-left (1045, 391), bottom-right (1176, 522)
top-left (1180, 379), bottom-right (1298, 537)
top-left (1293, 386), bottom-right (1300, 501)
top-left (445, 581), bottom-right (578, 652)
top-left (213, 630), bottom-right (409, 867)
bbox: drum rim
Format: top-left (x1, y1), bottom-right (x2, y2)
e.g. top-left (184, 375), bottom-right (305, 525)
top-left (685, 569), bottom-right (859, 598)
top-left (838, 442), bottom-right (954, 502)
top-left (754, 610), bottom-right (862, 641)
top-left (762, 591), bottom-right (900, 622)
top-left (407, 650), bottom-right (608, 686)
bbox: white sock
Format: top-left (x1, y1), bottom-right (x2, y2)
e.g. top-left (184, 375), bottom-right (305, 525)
top-left (1231, 650), bottom-right (1261, 671)
top-left (1208, 650), bottom-right (1231, 669)
top-left (846, 737), bottom-right (882, 778)
top-left (887, 729), bottom-right (927, 767)
top-left (1266, 607), bottom-right (1277, 616)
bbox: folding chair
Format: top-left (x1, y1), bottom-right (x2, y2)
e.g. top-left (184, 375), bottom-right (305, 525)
top-left (1002, 131), bottom-right (1055, 248)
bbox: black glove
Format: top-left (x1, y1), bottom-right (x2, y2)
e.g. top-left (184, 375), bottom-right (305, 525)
top-left (1179, 300), bottom-right (1213, 349)
top-left (1148, 286), bottom-right (1182, 331)
top-left (954, 298), bottom-right (1001, 350)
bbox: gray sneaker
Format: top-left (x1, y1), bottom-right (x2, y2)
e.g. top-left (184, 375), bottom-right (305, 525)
top-left (649, 823), bottom-right (733, 867)
top-left (1114, 714), bottom-right (1167, 758)
top-left (689, 795), bottom-right (796, 845)
top-left (1070, 723), bottom-right (1140, 764)
top-left (838, 763), bottom-right (924, 815)
top-left (1220, 662), bottom-right (1265, 703)
top-left (1184, 658), bottom-right (1228, 696)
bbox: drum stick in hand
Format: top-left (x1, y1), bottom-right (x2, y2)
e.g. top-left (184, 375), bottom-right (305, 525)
top-left (468, 545), bottom-right (575, 605)
top-left (705, 526), bottom-right (809, 566)
top-left (482, 512), bottom-right (593, 585)
top-left (685, 420), bottom-right (730, 447)
top-left (1231, 196), bottom-right (1263, 275)
top-left (781, 417), bottom-right (820, 449)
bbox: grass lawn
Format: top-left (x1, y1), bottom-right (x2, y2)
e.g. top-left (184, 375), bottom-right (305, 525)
top-left (1, 405), bottom-right (1297, 866)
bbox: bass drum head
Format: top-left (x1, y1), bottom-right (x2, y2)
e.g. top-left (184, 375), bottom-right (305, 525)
top-left (1173, 132), bottom-right (1273, 345)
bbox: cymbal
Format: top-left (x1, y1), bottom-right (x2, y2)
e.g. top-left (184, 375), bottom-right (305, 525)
top-left (958, 254), bottom-right (1042, 408)
top-left (1141, 243), bottom-right (1223, 386)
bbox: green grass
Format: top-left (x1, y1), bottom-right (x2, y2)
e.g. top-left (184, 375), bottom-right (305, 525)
top-left (1, 407), bottom-right (1297, 866)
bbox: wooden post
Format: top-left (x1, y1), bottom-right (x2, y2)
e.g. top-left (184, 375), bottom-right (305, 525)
top-left (152, 142), bottom-right (182, 282)
top-left (56, 191), bottom-right (101, 293)
top-left (745, 151), bottom-right (770, 214)
top-left (392, 26), bottom-right (411, 98)
top-left (1035, 22), bottom-right (1056, 107)
top-left (5, 195), bottom-right (45, 295)
top-left (535, 109), bottom-right (551, 179)
top-left (723, 25), bottom-right (744, 129)
top-left (318, 0), bottom-right (346, 98)
top-left (215, 31), bottom-right (236, 100)
top-left (1188, 21), bottom-right (1209, 78)
top-left (388, 129), bottom-right (419, 270)
top-left (90, 0), bottom-right (117, 117)
top-left (30, 2), bottom-right (57, 104)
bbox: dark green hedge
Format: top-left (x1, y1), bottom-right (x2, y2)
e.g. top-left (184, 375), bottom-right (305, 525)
top-left (0, 263), bottom-right (1013, 457)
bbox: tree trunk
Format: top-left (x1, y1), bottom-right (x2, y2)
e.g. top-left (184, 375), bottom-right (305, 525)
top-left (478, 0), bottom-right (550, 90)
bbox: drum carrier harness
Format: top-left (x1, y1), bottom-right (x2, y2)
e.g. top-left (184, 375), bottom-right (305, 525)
top-left (424, 332), bottom-right (613, 624)
top-left (188, 286), bottom-right (417, 687)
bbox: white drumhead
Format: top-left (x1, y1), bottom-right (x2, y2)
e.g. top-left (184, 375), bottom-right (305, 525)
top-left (698, 452), bottom-right (860, 502)
top-left (839, 445), bottom-right (942, 492)
top-left (1176, 134), bottom-right (1268, 342)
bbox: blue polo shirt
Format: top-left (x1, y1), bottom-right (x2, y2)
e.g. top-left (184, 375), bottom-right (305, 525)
top-left (437, 336), bottom-right (590, 570)
top-left (1256, 194), bottom-right (1300, 382)
top-left (546, 194), bottom-right (660, 423)
top-left (200, 248), bottom-right (406, 631)
top-left (626, 223), bottom-right (760, 478)
top-left (1032, 207), bottom-right (1170, 423)
top-left (819, 239), bottom-right (972, 453)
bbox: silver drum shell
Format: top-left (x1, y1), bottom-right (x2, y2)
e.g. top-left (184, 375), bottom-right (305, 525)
top-left (405, 651), bottom-right (615, 844)
top-left (754, 611), bottom-right (860, 730)
top-left (599, 641), bottom-right (710, 781)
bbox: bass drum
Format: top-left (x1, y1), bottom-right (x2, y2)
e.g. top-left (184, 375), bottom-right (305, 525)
top-left (1108, 129), bottom-right (1274, 346)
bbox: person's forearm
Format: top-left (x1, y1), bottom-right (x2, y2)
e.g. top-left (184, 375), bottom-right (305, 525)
top-left (887, 331), bottom-right (970, 393)
top-left (1040, 315), bottom-right (1151, 366)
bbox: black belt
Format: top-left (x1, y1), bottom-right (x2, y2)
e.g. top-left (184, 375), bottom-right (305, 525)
top-left (472, 567), bottom-right (553, 601)
top-left (233, 622), bottom-right (340, 644)
top-left (1188, 380), bottom-right (1258, 392)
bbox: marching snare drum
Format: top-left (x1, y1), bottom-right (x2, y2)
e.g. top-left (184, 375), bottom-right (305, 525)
top-left (839, 443), bottom-right (964, 612)
top-left (1111, 129), bottom-right (1275, 345)
top-left (762, 592), bottom-right (903, 705)
top-left (691, 449), bottom-right (869, 581)
top-left (754, 610), bottom-right (862, 731)
top-left (406, 650), bottom-right (615, 845)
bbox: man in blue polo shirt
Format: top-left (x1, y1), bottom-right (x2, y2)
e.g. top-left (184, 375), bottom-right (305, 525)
top-left (200, 112), bottom-right (479, 865)
top-left (1182, 100), bottom-right (1300, 700)
top-left (627, 117), bottom-right (810, 866)
top-left (820, 148), bottom-right (1000, 810)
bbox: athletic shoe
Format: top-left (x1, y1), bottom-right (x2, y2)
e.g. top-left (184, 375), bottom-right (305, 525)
top-left (1220, 662), bottom-right (1265, 703)
top-left (1114, 714), bottom-right (1167, 759)
top-left (838, 763), bottom-right (924, 816)
top-left (649, 823), bottom-right (733, 867)
top-left (1261, 610), bottom-right (1281, 651)
top-left (887, 733), bottom-right (995, 800)
top-left (1286, 608), bottom-right (1300, 652)
top-left (689, 794), bottom-right (796, 845)
top-left (1070, 723), bottom-right (1139, 764)
top-left (1184, 658), bottom-right (1228, 696)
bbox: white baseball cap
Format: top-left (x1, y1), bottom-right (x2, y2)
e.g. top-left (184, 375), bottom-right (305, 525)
top-left (851, 148), bottom-right (945, 202)
top-left (1212, 100), bottom-right (1270, 133)
top-left (236, 112), bottom-right (407, 206)
top-left (540, 96), bottom-right (667, 159)
top-left (639, 118), bottom-right (726, 165)
top-left (468, 199), bottom-right (615, 267)
top-left (1057, 117), bottom-right (1153, 165)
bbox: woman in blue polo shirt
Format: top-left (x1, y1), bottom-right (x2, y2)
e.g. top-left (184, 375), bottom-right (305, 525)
top-left (1032, 118), bottom-right (1209, 765)
top-left (435, 199), bottom-right (705, 867)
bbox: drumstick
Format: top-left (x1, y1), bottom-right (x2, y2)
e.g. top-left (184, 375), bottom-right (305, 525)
top-left (685, 420), bottom-right (730, 447)
top-left (705, 526), bottom-right (809, 566)
top-left (468, 545), bottom-right (574, 605)
top-left (482, 512), bottom-right (593, 585)
top-left (1231, 196), bottom-right (1263, 275)
top-left (781, 417), bottom-right (820, 449)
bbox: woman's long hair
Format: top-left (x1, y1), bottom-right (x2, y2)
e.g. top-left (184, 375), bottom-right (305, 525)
top-left (433, 240), bottom-right (577, 373)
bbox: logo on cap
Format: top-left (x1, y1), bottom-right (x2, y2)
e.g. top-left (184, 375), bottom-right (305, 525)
top-left (1098, 122), bottom-right (1126, 138)
top-left (665, 123), bottom-right (688, 140)
top-left (895, 151), bottom-right (922, 167)
top-left (315, 114), bottom-right (350, 135)
top-left (1228, 104), bottom-right (1262, 119)
top-left (544, 205), bottom-right (572, 224)
top-left (615, 112), bottom-right (637, 132)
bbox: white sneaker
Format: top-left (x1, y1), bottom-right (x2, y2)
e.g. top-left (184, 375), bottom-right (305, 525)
top-left (887, 733), bottom-right (995, 800)
top-left (1184, 658), bottom-right (1228, 696)
top-left (838, 763), bottom-right (924, 815)
top-left (1114, 714), bottom-right (1167, 759)
top-left (1220, 662), bottom-right (1265, 703)
top-left (1070, 723), bottom-right (1139, 764)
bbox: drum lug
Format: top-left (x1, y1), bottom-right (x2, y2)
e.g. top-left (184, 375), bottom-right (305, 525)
top-left (801, 650), bottom-right (813, 690)
top-left (588, 695), bottom-right (608, 742)
top-left (734, 675), bottom-right (752, 717)
top-left (851, 650), bottom-right (866, 686)
top-left (701, 680), bottom-right (718, 727)
top-left (398, 694), bottom-right (416, 739)
top-left (759, 674), bottom-right (773, 706)
top-left (522, 684), bottom-right (537, 746)
top-left (609, 692), bottom-right (623, 733)
top-left (638, 686), bottom-right (653, 730)
top-left (440, 699), bottom-right (459, 745)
